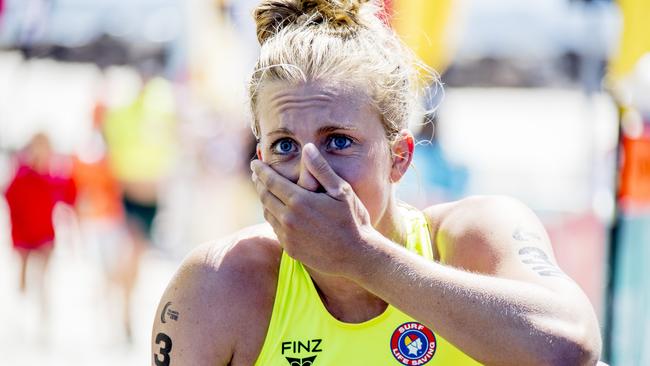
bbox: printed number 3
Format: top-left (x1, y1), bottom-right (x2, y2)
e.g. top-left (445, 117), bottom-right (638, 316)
top-left (154, 332), bottom-right (173, 366)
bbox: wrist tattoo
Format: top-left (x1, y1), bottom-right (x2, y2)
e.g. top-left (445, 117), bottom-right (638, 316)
top-left (518, 246), bottom-right (565, 278)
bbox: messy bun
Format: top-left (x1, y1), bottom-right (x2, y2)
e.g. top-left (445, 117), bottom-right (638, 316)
top-left (248, 0), bottom-right (437, 141)
top-left (255, 0), bottom-right (371, 44)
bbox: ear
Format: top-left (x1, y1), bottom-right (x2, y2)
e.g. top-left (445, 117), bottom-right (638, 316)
top-left (256, 143), bottom-right (263, 161)
top-left (390, 130), bottom-right (414, 183)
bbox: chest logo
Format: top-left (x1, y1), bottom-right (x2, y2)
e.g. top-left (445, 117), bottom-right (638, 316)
top-left (390, 322), bottom-right (437, 365)
top-left (282, 339), bottom-right (322, 365)
top-left (285, 355), bottom-right (317, 366)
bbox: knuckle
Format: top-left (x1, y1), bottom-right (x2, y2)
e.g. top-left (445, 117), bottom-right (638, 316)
top-left (265, 175), bottom-right (276, 191)
top-left (254, 178), bottom-right (264, 193)
top-left (314, 159), bottom-right (329, 173)
top-left (333, 183), bottom-right (351, 199)
top-left (288, 193), bottom-right (305, 209)
top-left (281, 213), bottom-right (296, 229)
top-left (260, 190), bottom-right (272, 205)
top-left (340, 182), bottom-right (353, 194)
top-left (263, 208), bottom-right (273, 222)
top-left (255, 168), bottom-right (265, 182)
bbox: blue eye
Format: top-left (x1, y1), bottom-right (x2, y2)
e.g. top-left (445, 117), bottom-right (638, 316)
top-left (327, 135), bottom-right (353, 150)
top-left (271, 138), bottom-right (298, 155)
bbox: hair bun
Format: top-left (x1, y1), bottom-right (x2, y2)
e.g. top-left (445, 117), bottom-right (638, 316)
top-left (254, 0), bottom-right (371, 44)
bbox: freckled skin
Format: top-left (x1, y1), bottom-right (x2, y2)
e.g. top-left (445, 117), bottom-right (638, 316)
top-left (256, 81), bottom-right (396, 230)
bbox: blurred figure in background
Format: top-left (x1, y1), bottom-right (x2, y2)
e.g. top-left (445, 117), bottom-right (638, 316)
top-left (4, 133), bottom-right (76, 325)
top-left (103, 69), bottom-right (178, 245)
top-left (101, 69), bottom-right (179, 337)
top-left (72, 105), bottom-right (136, 343)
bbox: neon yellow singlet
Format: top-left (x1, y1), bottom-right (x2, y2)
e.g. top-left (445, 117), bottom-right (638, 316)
top-left (255, 206), bottom-right (483, 365)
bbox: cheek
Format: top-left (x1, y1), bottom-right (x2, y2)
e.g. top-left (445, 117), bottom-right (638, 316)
top-left (266, 160), bottom-right (299, 182)
top-left (355, 182), bottom-right (389, 224)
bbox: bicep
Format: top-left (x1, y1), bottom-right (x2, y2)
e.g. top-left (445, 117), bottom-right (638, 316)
top-left (431, 196), bottom-right (581, 293)
top-left (459, 196), bottom-right (602, 340)
top-left (427, 196), bottom-right (601, 355)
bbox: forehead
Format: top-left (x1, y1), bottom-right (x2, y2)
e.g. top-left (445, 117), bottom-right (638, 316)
top-left (256, 81), bottom-right (382, 135)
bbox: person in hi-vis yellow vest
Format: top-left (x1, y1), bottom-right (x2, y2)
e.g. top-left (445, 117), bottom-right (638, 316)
top-left (152, 1), bottom-right (601, 365)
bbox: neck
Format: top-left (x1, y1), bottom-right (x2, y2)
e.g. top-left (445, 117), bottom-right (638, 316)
top-left (305, 198), bottom-right (407, 323)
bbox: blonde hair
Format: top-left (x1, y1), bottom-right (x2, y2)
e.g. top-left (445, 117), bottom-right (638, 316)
top-left (248, 0), bottom-right (435, 141)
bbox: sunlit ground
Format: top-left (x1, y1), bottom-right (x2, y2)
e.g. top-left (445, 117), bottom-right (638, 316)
top-left (0, 202), bottom-right (177, 365)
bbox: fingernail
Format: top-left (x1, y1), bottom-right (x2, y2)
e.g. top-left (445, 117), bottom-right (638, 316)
top-left (251, 172), bottom-right (257, 181)
top-left (304, 143), bottom-right (318, 159)
top-left (250, 160), bottom-right (255, 171)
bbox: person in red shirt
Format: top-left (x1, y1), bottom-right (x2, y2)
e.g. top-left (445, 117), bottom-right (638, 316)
top-left (4, 133), bottom-right (76, 318)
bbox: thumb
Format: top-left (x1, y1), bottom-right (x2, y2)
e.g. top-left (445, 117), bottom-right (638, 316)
top-left (302, 143), bottom-right (347, 199)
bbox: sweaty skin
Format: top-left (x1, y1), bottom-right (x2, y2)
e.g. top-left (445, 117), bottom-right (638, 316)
top-left (152, 81), bottom-right (601, 366)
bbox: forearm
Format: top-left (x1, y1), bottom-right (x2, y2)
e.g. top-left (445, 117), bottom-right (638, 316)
top-left (350, 231), bottom-right (596, 366)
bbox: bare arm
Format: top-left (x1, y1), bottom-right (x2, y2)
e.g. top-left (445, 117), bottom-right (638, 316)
top-left (151, 231), bottom-right (280, 366)
top-left (352, 196), bottom-right (601, 366)
top-left (151, 244), bottom-right (236, 366)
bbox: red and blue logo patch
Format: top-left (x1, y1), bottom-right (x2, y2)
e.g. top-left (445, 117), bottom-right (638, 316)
top-left (390, 322), bottom-right (437, 365)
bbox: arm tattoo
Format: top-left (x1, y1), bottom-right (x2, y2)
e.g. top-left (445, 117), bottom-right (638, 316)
top-left (518, 247), bottom-right (566, 278)
top-left (161, 301), bottom-right (179, 324)
top-left (512, 227), bottom-right (543, 242)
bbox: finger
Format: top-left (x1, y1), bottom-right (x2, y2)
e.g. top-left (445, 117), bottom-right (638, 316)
top-left (302, 143), bottom-right (349, 200)
top-left (262, 207), bottom-right (282, 234)
top-left (251, 160), bottom-right (303, 204)
top-left (253, 172), bottom-right (286, 217)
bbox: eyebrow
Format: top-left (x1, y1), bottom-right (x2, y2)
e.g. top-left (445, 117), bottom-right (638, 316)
top-left (266, 124), bottom-right (358, 137)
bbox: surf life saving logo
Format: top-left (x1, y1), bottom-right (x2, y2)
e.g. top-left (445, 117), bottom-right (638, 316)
top-left (390, 322), bottom-right (437, 365)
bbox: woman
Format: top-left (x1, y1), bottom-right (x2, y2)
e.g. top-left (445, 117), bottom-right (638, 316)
top-left (152, 1), bottom-right (601, 365)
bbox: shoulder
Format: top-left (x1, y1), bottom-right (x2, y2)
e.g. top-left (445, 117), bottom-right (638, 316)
top-left (424, 195), bottom-right (539, 232)
top-left (151, 223), bottom-right (282, 365)
top-left (423, 195), bottom-right (548, 274)
top-left (194, 223), bottom-right (283, 279)
top-left (175, 223), bottom-right (283, 300)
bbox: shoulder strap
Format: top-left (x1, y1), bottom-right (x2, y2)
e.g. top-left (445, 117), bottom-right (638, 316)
top-left (401, 205), bottom-right (434, 260)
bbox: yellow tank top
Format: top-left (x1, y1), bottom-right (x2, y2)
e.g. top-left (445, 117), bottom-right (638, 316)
top-left (255, 207), bottom-right (483, 365)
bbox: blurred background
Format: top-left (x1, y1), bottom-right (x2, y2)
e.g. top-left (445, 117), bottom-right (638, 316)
top-left (0, 0), bottom-right (648, 365)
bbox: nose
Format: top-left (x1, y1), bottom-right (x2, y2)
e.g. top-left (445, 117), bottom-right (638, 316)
top-left (296, 151), bottom-right (321, 192)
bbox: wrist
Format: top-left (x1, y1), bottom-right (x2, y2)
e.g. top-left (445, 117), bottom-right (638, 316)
top-left (344, 226), bottom-right (387, 284)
